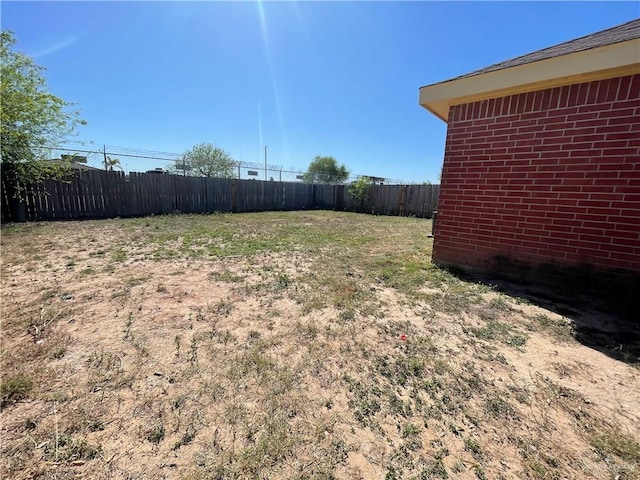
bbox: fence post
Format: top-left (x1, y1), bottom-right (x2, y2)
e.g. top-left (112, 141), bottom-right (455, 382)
top-left (231, 179), bottom-right (238, 213)
top-left (399, 185), bottom-right (407, 216)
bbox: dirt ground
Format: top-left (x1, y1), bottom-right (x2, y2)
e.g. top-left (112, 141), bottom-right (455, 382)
top-left (1, 211), bottom-right (638, 479)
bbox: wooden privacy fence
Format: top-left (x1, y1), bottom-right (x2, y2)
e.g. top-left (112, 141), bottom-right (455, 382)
top-left (314, 183), bottom-right (440, 217)
top-left (1, 170), bottom-right (439, 222)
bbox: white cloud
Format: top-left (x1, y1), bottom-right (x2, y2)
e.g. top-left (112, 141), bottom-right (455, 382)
top-left (32, 37), bottom-right (78, 59)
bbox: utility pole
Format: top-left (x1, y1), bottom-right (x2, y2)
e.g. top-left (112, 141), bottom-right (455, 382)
top-left (264, 145), bottom-right (268, 181)
top-left (103, 145), bottom-right (108, 170)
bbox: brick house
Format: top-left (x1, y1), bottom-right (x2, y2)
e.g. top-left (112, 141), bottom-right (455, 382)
top-left (419, 19), bottom-right (640, 315)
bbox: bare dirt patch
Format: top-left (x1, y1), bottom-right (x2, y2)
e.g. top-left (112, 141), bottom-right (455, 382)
top-left (1, 211), bottom-right (638, 479)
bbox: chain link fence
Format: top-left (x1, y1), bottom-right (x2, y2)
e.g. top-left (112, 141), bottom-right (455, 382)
top-left (31, 143), bottom-right (417, 185)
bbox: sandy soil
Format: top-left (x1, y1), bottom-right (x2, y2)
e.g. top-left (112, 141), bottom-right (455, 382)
top-left (1, 213), bottom-right (638, 480)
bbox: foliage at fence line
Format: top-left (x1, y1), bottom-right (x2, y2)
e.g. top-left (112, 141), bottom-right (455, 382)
top-left (0, 170), bottom-right (439, 222)
top-left (168, 143), bottom-right (236, 178)
top-left (302, 156), bottom-right (349, 184)
top-left (1, 30), bottom-right (86, 202)
top-left (348, 176), bottom-right (373, 211)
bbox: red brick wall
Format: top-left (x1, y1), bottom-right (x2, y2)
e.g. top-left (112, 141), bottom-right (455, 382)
top-left (434, 74), bottom-right (640, 305)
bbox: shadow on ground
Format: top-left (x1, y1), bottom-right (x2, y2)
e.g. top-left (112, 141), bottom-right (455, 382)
top-left (454, 269), bottom-right (640, 366)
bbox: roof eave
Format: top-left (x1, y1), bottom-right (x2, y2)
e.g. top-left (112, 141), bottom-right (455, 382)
top-left (419, 38), bottom-right (640, 123)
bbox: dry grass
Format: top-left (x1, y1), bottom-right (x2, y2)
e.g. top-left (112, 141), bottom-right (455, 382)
top-left (1, 211), bottom-right (638, 479)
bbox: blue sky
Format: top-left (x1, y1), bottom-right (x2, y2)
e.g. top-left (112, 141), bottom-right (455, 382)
top-left (3, 1), bottom-right (638, 182)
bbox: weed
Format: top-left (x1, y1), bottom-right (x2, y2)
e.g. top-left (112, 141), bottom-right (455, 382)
top-left (485, 397), bottom-right (518, 420)
top-left (516, 437), bottom-right (562, 479)
top-left (275, 272), bottom-right (291, 289)
top-left (214, 300), bottom-right (234, 317)
top-left (590, 428), bottom-right (640, 464)
top-left (1, 374), bottom-right (33, 406)
top-left (492, 352), bottom-right (508, 364)
top-left (123, 312), bottom-right (134, 341)
top-left (477, 307), bottom-right (500, 322)
top-left (89, 420), bottom-right (105, 432)
top-left (473, 464), bottom-right (487, 480)
top-left (189, 337), bottom-right (198, 364)
top-left (233, 346), bottom-right (276, 382)
top-left (489, 296), bottom-right (512, 311)
top-left (111, 249), bottom-right (127, 262)
top-left (448, 423), bottom-right (463, 436)
top-left (401, 423), bottom-right (422, 451)
top-left (385, 465), bottom-right (400, 480)
top-left (434, 283), bottom-right (482, 314)
top-left (43, 434), bottom-right (101, 462)
top-left (419, 458), bottom-right (449, 479)
top-left (247, 330), bottom-right (261, 340)
top-left (388, 392), bottom-right (411, 417)
top-left (172, 395), bottom-right (188, 411)
top-left (338, 308), bottom-right (356, 323)
top-left (50, 346), bottom-right (67, 359)
top-left (175, 335), bottom-right (182, 358)
top-left (537, 374), bottom-right (581, 402)
top-left (210, 270), bottom-right (245, 283)
top-left (126, 276), bottom-right (149, 288)
top-left (173, 428), bottom-right (197, 450)
top-left (131, 337), bottom-right (150, 358)
top-left (470, 320), bottom-right (528, 347)
top-left (375, 353), bottom-right (426, 387)
top-left (464, 437), bottom-right (483, 460)
top-left (40, 288), bottom-right (58, 301)
top-left (345, 377), bottom-right (382, 427)
top-left (433, 445), bottom-right (450, 460)
top-left (432, 359), bottom-right (450, 376)
top-left (146, 423), bottom-right (165, 444)
top-left (527, 313), bottom-right (574, 340)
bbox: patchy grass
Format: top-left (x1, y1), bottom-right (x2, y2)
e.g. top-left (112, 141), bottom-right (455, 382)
top-left (1, 211), bottom-right (638, 479)
top-left (526, 312), bottom-right (575, 340)
top-left (1, 374), bottom-right (33, 407)
top-left (469, 319), bottom-right (528, 348)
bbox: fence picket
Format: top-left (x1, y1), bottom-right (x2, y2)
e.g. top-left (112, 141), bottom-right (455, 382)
top-left (1, 170), bottom-right (439, 222)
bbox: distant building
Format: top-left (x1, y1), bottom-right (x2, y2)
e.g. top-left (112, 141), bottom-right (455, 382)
top-left (359, 176), bottom-right (386, 185)
top-left (46, 156), bottom-right (102, 171)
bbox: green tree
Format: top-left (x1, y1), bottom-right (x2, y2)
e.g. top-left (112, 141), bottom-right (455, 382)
top-left (302, 156), bottom-right (349, 184)
top-left (348, 176), bottom-right (372, 212)
top-left (176, 143), bottom-right (236, 178)
top-left (1, 30), bottom-right (86, 199)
